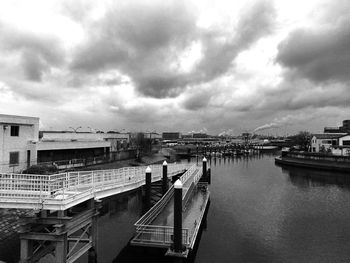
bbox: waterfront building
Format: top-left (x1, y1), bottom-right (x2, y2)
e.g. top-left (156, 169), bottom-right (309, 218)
top-left (0, 114), bottom-right (39, 173)
top-left (331, 134), bottom-right (350, 156)
top-left (192, 133), bottom-right (208, 138)
top-left (311, 133), bottom-right (347, 154)
top-left (162, 132), bottom-right (181, 140)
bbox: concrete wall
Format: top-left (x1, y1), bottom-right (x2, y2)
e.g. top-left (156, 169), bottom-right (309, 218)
top-left (0, 114), bottom-right (39, 173)
top-left (110, 149), bottom-right (137, 161)
top-left (285, 151), bottom-right (350, 162)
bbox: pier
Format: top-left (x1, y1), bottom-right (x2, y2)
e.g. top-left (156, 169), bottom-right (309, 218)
top-left (131, 160), bottom-right (210, 258)
top-left (0, 160), bottom-right (210, 262)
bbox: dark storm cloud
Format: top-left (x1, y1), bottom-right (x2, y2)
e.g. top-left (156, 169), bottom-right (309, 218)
top-left (236, 0), bottom-right (276, 46)
top-left (21, 50), bottom-right (48, 81)
top-left (276, 10), bottom-right (350, 84)
top-left (0, 21), bottom-right (64, 81)
top-left (71, 0), bottom-right (276, 98)
top-left (258, 79), bottom-right (350, 114)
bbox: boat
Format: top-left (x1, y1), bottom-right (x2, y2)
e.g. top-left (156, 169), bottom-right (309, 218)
top-left (253, 145), bottom-right (279, 151)
top-left (275, 151), bottom-right (350, 172)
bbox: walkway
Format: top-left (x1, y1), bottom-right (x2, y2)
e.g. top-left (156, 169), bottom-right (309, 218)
top-left (0, 163), bottom-right (190, 211)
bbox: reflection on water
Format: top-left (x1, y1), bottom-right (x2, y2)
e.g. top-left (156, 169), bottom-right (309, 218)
top-left (277, 163), bottom-right (350, 190)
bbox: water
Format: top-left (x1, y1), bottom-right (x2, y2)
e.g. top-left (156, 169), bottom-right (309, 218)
top-left (2, 152), bottom-right (350, 262)
top-left (195, 153), bottom-right (350, 263)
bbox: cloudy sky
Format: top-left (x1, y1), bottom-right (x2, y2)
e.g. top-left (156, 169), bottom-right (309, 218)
top-left (0, 0), bottom-right (349, 135)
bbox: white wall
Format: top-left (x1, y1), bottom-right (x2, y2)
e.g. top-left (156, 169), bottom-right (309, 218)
top-left (0, 114), bottom-right (39, 173)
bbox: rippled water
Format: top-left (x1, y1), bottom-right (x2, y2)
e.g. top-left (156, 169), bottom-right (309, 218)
top-left (3, 152), bottom-right (350, 263)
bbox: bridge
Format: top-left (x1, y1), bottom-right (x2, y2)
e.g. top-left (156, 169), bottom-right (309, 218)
top-left (0, 160), bottom-right (210, 262)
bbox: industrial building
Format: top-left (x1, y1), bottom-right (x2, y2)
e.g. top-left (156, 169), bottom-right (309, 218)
top-left (324, 119), bottom-right (350, 133)
top-left (0, 114), bottom-right (132, 173)
top-left (162, 132), bottom-right (181, 140)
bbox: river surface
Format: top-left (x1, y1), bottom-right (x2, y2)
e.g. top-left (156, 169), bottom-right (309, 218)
top-left (2, 152), bottom-right (350, 262)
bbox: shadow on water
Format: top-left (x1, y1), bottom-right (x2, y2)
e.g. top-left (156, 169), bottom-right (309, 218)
top-left (275, 162), bottom-right (350, 190)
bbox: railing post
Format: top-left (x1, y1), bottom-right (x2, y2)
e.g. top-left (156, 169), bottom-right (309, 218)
top-left (162, 160), bottom-right (168, 195)
top-left (48, 175), bottom-right (52, 198)
top-left (174, 179), bottom-right (183, 253)
top-left (145, 166), bottom-right (152, 211)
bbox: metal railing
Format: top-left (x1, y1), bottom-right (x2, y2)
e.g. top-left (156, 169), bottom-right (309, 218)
top-left (133, 164), bottom-right (201, 247)
top-left (133, 225), bottom-right (190, 246)
top-left (136, 185), bottom-right (175, 226)
top-left (0, 163), bottom-right (192, 209)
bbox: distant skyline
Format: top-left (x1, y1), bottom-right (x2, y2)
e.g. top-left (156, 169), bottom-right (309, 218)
top-left (0, 0), bottom-right (349, 135)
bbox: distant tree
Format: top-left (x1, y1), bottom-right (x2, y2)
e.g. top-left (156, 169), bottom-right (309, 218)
top-left (23, 164), bottom-right (58, 175)
top-left (291, 131), bottom-right (312, 151)
top-left (319, 145), bottom-right (326, 153)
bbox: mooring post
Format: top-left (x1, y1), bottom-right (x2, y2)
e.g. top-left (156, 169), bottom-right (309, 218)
top-left (162, 161), bottom-right (168, 195)
top-left (203, 157), bottom-right (207, 178)
top-left (174, 179), bottom-right (183, 253)
top-left (145, 166), bottom-right (152, 211)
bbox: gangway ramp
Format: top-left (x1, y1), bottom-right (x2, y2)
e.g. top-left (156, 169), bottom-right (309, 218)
top-left (0, 163), bottom-right (190, 211)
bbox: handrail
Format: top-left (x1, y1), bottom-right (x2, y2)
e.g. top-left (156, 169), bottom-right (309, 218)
top-left (133, 224), bottom-right (190, 246)
top-left (0, 163), bottom-right (194, 207)
top-left (135, 185), bottom-right (175, 226)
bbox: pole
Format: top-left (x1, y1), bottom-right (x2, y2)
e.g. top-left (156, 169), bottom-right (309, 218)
top-left (202, 157), bottom-right (207, 178)
top-left (145, 166), bottom-right (152, 211)
top-left (174, 179), bottom-right (183, 253)
top-left (162, 160), bottom-right (168, 195)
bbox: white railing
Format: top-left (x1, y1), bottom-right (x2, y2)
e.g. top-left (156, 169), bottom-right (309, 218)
top-left (179, 164), bottom-right (197, 185)
top-left (0, 173), bottom-right (50, 199)
top-left (136, 185), bottom-right (175, 226)
top-left (133, 225), bottom-right (190, 246)
top-left (132, 163), bottom-right (202, 247)
top-left (0, 163), bottom-right (192, 208)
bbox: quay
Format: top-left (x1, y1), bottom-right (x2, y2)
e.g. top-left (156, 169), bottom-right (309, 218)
top-left (275, 151), bottom-right (350, 172)
top-left (0, 159), bottom-right (210, 262)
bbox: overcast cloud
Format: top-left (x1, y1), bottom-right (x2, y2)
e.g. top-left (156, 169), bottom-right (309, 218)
top-left (0, 0), bottom-right (349, 135)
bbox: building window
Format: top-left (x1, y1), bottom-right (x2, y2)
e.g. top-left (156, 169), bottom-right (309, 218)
top-left (343, 140), bottom-right (350, 146)
top-left (10, 125), bottom-right (19, 136)
top-left (9, 152), bottom-right (19, 166)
